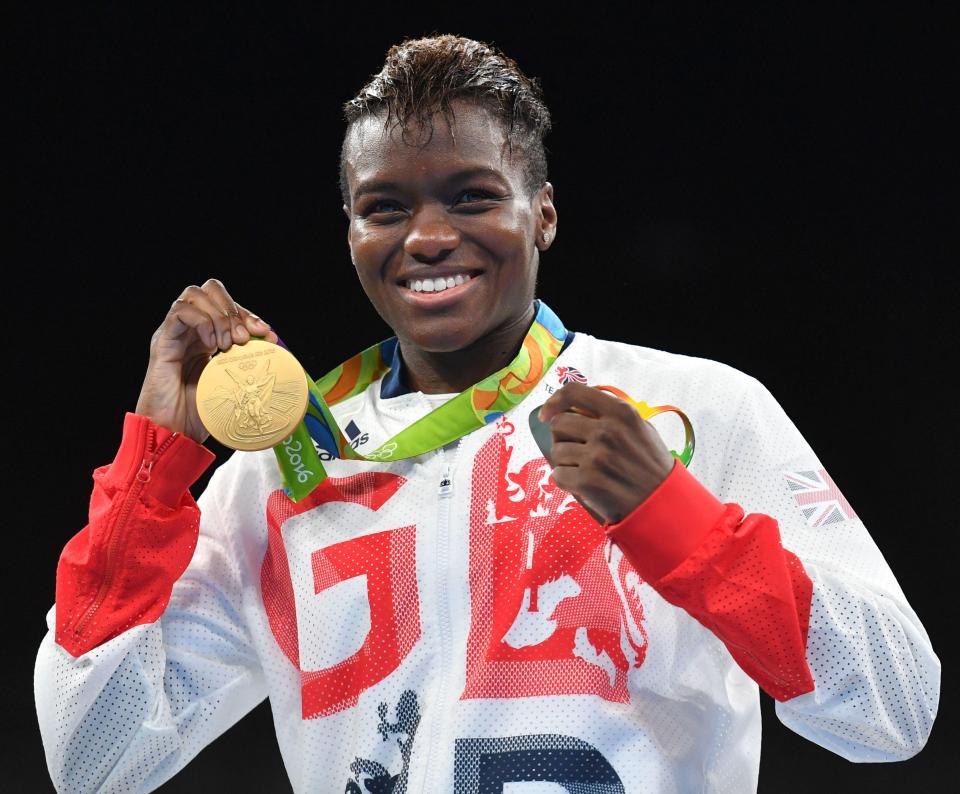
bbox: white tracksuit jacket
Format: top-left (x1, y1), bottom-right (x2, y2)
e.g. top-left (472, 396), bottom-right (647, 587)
top-left (35, 328), bottom-right (940, 792)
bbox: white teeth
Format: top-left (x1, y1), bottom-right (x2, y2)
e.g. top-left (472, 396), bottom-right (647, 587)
top-left (405, 273), bottom-right (474, 292)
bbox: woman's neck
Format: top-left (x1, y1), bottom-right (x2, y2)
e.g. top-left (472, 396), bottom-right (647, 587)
top-left (398, 303), bottom-right (537, 395)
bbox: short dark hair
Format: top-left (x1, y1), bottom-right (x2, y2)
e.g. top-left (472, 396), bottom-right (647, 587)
top-left (339, 33), bottom-right (552, 207)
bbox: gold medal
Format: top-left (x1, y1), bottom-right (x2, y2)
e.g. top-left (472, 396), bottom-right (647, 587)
top-left (196, 339), bottom-right (309, 451)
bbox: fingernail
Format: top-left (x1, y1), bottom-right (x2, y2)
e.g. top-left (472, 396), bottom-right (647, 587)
top-left (221, 331), bottom-right (231, 348)
top-left (235, 325), bottom-right (248, 339)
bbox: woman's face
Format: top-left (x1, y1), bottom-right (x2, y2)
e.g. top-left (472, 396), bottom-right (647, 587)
top-left (341, 99), bottom-right (557, 355)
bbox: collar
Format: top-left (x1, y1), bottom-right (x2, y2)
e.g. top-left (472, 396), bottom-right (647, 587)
top-left (380, 300), bottom-right (577, 399)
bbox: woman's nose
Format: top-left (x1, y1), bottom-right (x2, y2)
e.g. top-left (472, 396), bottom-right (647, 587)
top-left (403, 208), bottom-right (461, 261)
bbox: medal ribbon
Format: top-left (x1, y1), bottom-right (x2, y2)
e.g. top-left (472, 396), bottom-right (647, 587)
top-left (273, 300), bottom-right (569, 501)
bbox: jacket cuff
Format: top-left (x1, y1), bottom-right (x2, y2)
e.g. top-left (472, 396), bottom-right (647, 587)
top-left (102, 412), bottom-right (216, 506)
top-left (605, 460), bottom-right (726, 582)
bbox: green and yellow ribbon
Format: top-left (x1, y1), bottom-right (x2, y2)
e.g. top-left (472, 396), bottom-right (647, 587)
top-left (273, 300), bottom-right (568, 501)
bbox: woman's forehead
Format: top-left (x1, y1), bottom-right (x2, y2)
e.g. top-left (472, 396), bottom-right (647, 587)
top-left (344, 101), bottom-right (514, 178)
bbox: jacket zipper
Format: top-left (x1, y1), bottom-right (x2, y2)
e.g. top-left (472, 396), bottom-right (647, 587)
top-left (72, 425), bottom-right (180, 638)
top-left (418, 439), bottom-right (461, 789)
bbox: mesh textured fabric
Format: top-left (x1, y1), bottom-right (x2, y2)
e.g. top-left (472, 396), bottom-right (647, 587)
top-left (35, 332), bottom-right (939, 792)
top-left (608, 468), bottom-right (815, 703)
top-left (53, 418), bottom-right (215, 657)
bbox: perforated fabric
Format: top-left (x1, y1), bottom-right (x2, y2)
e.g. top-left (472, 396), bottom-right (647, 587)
top-left (53, 420), bottom-right (215, 657)
top-left (607, 466), bottom-right (815, 702)
top-left (35, 331), bottom-right (939, 793)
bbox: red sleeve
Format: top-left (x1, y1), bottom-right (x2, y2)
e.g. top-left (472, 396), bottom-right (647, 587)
top-left (605, 460), bottom-right (815, 702)
top-left (54, 413), bottom-right (216, 657)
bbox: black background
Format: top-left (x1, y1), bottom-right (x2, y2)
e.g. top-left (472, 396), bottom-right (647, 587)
top-left (9, 3), bottom-right (956, 791)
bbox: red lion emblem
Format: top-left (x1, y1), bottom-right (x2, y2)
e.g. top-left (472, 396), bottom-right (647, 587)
top-left (463, 432), bottom-right (648, 703)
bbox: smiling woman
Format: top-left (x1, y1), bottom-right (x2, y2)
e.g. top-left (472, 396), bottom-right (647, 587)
top-left (341, 98), bottom-right (555, 393)
top-left (35, 32), bottom-right (939, 794)
top-left (339, 39), bottom-right (557, 394)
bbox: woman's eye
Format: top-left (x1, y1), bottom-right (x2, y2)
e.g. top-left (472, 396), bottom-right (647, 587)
top-left (458, 189), bottom-right (492, 203)
top-left (369, 200), bottom-right (402, 214)
top-left (363, 189), bottom-right (494, 217)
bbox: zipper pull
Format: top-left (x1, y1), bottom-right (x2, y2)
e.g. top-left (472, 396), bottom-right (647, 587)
top-left (136, 458), bottom-right (155, 483)
top-left (438, 474), bottom-right (453, 497)
top-left (438, 460), bottom-right (453, 497)
top-left (136, 431), bottom-right (180, 484)
top-left (438, 440), bottom-right (462, 497)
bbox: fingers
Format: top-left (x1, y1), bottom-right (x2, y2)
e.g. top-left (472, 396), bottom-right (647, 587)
top-left (550, 463), bottom-right (580, 493)
top-left (166, 297), bottom-right (219, 349)
top-left (547, 406), bottom-right (626, 451)
top-left (234, 302), bottom-right (278, 345)
top-left (550, 440), bottom-right (585, 467)
top-left (539, 382), bottom-right (634, 424)
top-left (166, 279), bottom-right (276, 353)
top-left (548, 464), bottom-right (607, 524)
top-left (549, 410), bottom-right (593, 442)
top-left (191, 280), bottom-right (242, 350)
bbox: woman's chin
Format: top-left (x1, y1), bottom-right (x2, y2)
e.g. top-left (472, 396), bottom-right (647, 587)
top-left (401, 326), bottom-right (481, 355)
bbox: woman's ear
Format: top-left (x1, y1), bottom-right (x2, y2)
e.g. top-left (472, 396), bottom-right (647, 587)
top-left (536, 181), bottom-right (557, 250)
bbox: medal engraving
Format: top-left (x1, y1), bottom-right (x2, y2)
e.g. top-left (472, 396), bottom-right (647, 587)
top-left (196, 339), bottom-right (309, 451)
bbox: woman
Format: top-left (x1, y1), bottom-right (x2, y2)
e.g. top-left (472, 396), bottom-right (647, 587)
top-left (36, 34), bottom-right (938, 793)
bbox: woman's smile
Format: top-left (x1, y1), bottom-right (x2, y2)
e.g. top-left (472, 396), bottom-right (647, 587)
top-left (341, 99), bottom-right (555, 362)
top-left (398, 270), bottom-right (483, 307)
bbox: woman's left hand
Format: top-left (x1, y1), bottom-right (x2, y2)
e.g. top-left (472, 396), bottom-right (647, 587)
top-left (538, 382), bottom-right (676, 525)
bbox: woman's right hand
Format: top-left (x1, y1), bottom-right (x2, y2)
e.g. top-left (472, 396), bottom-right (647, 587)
top-left (135, 278), bottom-right (279, 444)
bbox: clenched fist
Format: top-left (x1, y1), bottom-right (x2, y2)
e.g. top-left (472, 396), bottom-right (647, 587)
top-left (538, 382), bottom-right (676, 525)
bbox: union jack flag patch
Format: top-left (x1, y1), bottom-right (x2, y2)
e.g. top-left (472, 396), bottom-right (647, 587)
top-left (783, 468), bottom-right (858, 527)
top-left (556, 365), bottom-right (588, 385)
